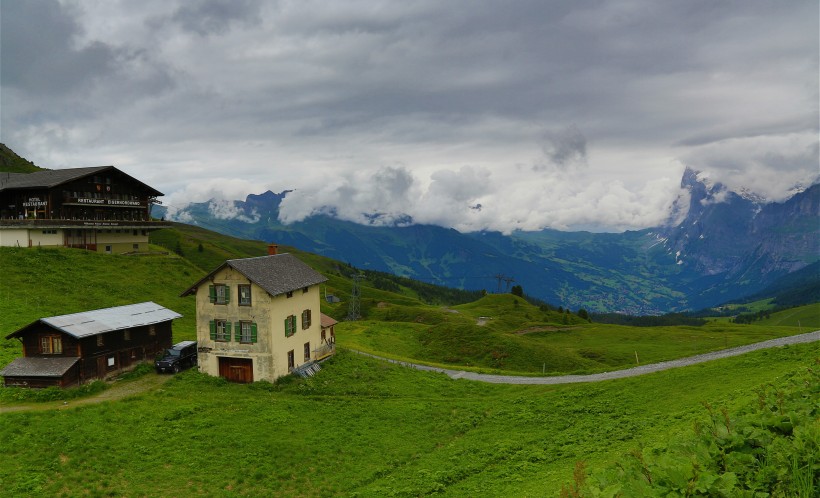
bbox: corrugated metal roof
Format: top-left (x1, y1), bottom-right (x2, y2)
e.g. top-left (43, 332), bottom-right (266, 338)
top-left (41, 302), bottom-right (182, 338)
top-left (0, 357), bottom-right (79, 377)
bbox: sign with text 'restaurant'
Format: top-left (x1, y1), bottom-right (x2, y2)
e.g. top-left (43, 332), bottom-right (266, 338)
top-left (72, 198), bottom-right (144, 207)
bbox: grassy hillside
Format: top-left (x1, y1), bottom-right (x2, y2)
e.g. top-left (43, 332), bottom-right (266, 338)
top-left (1, 344), bottom-right (817, 496)
top-left (757, 302), bottom-right (820, 328)
top-left (0, 247), bottom-right (203, 368)
top-left (0, 232), bottom-right (811, 376)
top-left (340, 293), bottom-right (808, 374)
top-left (0, 143), bottom-right (45, 173)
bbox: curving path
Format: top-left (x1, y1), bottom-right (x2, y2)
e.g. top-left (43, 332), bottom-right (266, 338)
top-left (0, 371), bottom-right (174, 413)
top-left (353, 330), bottom-right (820, 385)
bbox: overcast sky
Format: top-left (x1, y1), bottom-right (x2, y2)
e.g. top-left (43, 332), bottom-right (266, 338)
top-left (1, 0), bottom-right (817, 233)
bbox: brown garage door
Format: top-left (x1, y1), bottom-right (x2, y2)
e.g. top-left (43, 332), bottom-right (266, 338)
top-left (218, 357), bottom-right (254, 383)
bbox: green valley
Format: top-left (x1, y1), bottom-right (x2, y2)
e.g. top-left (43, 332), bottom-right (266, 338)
top-left (0, 224), bottom-right (817, 496)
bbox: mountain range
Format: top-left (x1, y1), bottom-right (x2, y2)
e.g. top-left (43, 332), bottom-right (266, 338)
top-left (158, 168), bottom-right (819, 314)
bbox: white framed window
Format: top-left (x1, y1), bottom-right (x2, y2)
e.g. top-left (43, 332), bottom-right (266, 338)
top-left (237, 321), bottom-right (257, 344)
top-left (238, 285), bottom-right (252, 306)
top-left (40, 335), bottom-right (63, 354)
top-left (209, 284), bottom-right (230, 305)
top-left (210, 319), bottom-right (231, 341)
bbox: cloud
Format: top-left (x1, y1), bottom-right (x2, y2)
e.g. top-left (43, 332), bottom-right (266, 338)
top-left (0, 0), bottom-right (116, 96)
top-left (538, 125), bottom-right (588, 171)
top-left (169, 0), bottom-right (262, 36)
top-left (278, 160), bottom-right (684, 234)
top-left (207, 199), bottom-right (260, 223)
top-left (1, 0), bottom-right (816, 234)
top-left (278, 166), bottom-right (418, 226)
top-left (163, 177), bottom-right (268, 222)
top-left (680, 131), bottom-right (820, 201)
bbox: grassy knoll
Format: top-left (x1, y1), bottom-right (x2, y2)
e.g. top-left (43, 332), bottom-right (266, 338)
top-left (757, 302), bottom-right (820, 329)
top-left (339, 294), bottom-right (809, 375)
top-left (149, 223), bottom-right (273, 272)
top-left (0, 343), bottom-right (817, 496)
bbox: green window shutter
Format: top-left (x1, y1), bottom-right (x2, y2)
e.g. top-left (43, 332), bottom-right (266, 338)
top-left (225, 321), bottom-right (232, 340)
top-left (209, 320), bottom-right (216, 340)
top-left (224, 286), bottom-right (230, 304)
top-left (209, 285), bottom-right (216, 304)
top-left (251, 323), bottom-right (257, 343)
top-left (234, 322), bottom-right (241, 342)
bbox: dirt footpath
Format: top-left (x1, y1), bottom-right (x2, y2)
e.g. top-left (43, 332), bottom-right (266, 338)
top-left (0, 372), bottom-right (174, 413)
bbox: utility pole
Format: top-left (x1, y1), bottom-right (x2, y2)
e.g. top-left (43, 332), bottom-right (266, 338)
top-left (347, 274), bottom-right (364, 321)
top-left (493, 274), bottom-right (515, 293)
top-left (503, 276), bottom-right (515, 293)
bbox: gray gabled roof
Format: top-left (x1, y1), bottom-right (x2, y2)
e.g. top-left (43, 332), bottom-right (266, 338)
top-left (0, 357), bottom-right (79, 377)
top-left (181, 253), bottom-right (327, 298)
top-left (5, 302), bottom-right (182, 340)
top-left (0, 165), bottom-right (163, 195)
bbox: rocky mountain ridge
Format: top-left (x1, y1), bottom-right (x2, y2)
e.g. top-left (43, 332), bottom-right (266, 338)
top-left (159, 168), bottom-right (818, 313)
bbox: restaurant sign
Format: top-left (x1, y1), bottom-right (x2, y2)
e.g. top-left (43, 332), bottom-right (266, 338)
top-left (22, 197), bottom-right (48, 208)
top-left (74, 198), bottom-right (144, 207)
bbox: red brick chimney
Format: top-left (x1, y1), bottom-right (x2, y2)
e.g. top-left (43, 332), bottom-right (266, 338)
top-left (267, 243), bottom-right (278, 256)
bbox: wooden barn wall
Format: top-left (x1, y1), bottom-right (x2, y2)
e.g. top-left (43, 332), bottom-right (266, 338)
top-left (13, 320), bottom-right (174, 384)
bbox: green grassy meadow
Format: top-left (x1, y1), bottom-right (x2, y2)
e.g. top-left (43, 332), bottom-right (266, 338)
top-left (1, 344), bottom-right (817, 496)
top-left (340, 295), bottom-right (810, 375)
top-left (758, 302), bottom-right (820, 328)
top-left (1, 226), bottom-right (818, 496)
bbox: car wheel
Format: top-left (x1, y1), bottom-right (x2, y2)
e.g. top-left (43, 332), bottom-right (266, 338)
top-left (173, 364), bottom-right (180, 374)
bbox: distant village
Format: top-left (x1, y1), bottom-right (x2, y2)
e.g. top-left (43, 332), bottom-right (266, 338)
top-left (0, 166), bottom-right (336, 388)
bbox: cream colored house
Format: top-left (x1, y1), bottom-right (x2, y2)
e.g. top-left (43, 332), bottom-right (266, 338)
top-left (180, 250), bottom-right (332, 383)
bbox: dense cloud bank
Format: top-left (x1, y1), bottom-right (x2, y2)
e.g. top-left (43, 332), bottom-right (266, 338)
top-left (3, 0), bottom-right (817, 232)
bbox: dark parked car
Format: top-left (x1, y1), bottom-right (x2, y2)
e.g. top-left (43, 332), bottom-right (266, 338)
top-left (155, 341), bottom-right (197, 373)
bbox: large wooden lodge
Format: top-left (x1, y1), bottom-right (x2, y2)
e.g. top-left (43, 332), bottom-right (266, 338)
top-left (0, 165), bottom-right (168, 253)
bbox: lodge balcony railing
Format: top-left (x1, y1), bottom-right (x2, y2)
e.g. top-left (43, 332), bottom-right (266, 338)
top-left (0, 218), bottom-right (169, 228)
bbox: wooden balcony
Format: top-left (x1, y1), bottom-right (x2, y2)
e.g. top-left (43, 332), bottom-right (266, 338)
top-left (312, 342), bottom-right (336, 361)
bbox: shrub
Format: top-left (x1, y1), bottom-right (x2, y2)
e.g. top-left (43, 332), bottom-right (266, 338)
top-left (566, 364), bottom-right (820, 496)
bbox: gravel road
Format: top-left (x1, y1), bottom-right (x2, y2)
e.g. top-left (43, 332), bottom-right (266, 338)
top-left (354, 330), bottom-right (820, 385)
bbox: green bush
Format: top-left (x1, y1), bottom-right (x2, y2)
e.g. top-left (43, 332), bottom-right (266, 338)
top-left (565, 363), bottom-right (820, 497)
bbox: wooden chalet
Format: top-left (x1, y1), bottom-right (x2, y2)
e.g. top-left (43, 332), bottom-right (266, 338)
top-left (0, 302), bottom-right (181, 388)
top-left (0, 166), bottom-right (168, 253)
